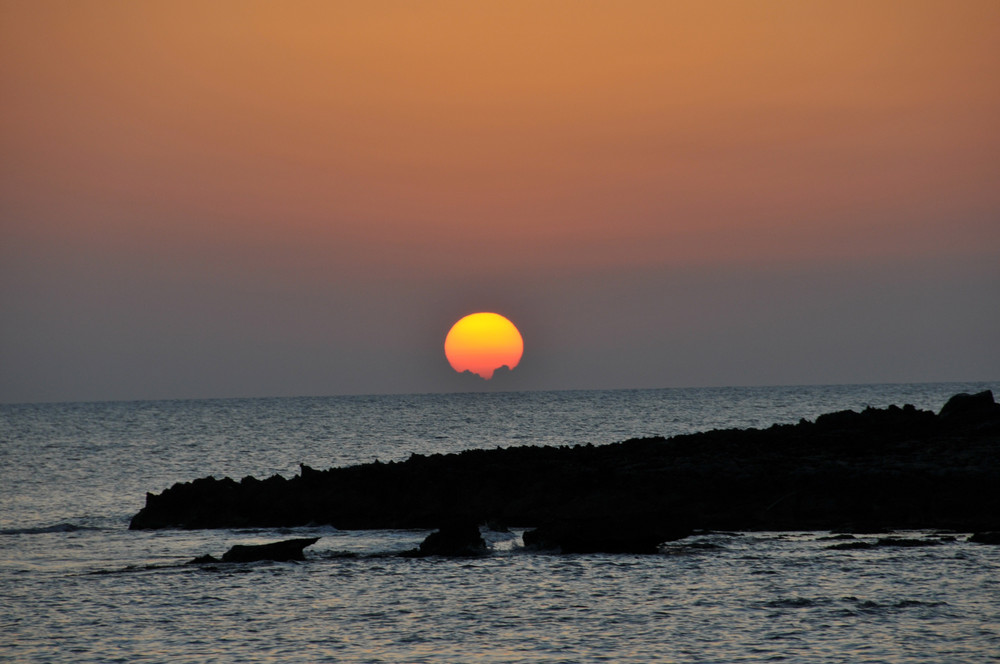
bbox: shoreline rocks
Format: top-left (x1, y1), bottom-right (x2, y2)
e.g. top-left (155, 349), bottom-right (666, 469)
top-left (132, 391), bottom-right (1000, 537)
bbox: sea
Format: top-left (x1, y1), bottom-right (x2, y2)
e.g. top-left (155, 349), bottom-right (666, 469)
top-left (2, 382), bottom-right (999, 663)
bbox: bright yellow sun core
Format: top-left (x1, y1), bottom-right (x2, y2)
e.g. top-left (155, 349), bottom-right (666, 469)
top-left (444, 312), bottom-right (524, 380)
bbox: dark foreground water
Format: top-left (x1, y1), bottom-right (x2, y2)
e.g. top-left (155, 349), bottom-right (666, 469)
top-left (2, 383), bottom-right (999, 662)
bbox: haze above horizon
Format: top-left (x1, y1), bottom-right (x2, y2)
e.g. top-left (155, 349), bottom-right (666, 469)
top-left (2, 1), bottom-right (998, 403)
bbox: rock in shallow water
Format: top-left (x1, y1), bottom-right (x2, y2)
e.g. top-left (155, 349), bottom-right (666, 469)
top-left (402, 523), bottom-right (487, 557)
top-left (188, 537), bottom-right (320, 564)
top-left (222, 537), bottom-right (320, 562)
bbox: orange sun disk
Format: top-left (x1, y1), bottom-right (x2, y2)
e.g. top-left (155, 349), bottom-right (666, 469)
top-left (444, 312), bottom-right (524, 380)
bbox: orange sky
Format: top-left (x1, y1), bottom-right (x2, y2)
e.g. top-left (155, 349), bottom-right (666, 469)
top-left (1, 1), bottom-right (998, 401)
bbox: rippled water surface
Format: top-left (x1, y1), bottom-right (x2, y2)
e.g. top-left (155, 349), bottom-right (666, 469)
top-left (2, 383), bottom-right (999, 662)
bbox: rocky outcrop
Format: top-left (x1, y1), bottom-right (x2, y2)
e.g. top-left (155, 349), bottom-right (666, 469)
top-left (939, 391), bottom-right (999, 424)
top-left (132, 391), bottom-right (1000, 535)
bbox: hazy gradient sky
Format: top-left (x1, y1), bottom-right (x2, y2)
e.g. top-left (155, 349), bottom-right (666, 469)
top-left (2, 1), bottom-right (998, 403)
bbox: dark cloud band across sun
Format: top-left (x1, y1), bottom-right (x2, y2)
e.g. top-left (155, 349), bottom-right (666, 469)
top-left (444, 313), bottom-right (524, 380)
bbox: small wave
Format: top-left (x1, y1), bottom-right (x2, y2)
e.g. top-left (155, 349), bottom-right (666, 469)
top-left (318, 550), bottom-right (364, 559)
top-left (875, 537), bottom-right (945, 547)
top-left (826, 541), bottom-right (874, 550)
top-left (0, 523), bottom-right (102, 536)
top-left (827, 536), bottom-right (948, 550)
top-left (659, 541), bottom-right (724, 556)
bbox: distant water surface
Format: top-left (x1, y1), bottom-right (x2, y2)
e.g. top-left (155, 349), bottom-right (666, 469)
top-left (1, 382), bottom-right (998, 662)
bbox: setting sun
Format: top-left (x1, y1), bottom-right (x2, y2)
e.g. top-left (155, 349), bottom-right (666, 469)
top-left (444, 313), bottom-right (524, 380)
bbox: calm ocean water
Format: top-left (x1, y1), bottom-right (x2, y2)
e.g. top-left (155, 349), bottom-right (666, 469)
top-left (2, 383), bottom-right (999, 663)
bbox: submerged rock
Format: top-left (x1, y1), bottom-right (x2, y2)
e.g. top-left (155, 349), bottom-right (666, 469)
top-left (187, 538), bottom-right (321, 564)
top-left (523, 517), bottom-right (690, 554)
top-left (207, 537), bottom-right (320, 563)
top-left (188, 554), bottom-right (220, 564)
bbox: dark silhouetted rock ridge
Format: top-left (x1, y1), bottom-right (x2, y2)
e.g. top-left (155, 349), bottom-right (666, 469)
top-left (131, 391), bottom-right (1000, 534)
